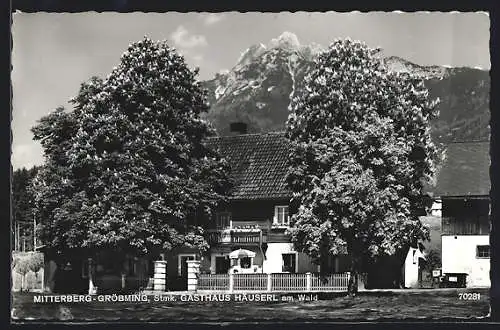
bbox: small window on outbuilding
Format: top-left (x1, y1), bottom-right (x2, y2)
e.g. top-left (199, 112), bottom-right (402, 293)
top-left (476, 245), bottom-right (490, 258)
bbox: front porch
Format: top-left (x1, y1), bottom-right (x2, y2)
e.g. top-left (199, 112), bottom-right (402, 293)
top-left (206, 223), bottom-right (268, 275)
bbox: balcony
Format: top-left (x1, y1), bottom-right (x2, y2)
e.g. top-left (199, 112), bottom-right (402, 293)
top-left (206, 228), bottom-right (267, 245)
top-left (442, 216), bottom-right (490, 235)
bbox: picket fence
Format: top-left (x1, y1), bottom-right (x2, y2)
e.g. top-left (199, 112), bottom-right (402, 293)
top-left (198, 272), bottom-right (350, 292)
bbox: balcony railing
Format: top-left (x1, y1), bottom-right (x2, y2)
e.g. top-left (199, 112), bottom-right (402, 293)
top-left (442, 216), bottom-right (490, 235)
top-left (206, 229), bottom-right (267, 245)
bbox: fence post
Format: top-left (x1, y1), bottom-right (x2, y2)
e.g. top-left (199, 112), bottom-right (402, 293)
top-left (267, 273), bottom-right (272, 292)
top-left (153, 260), bottom-right (167, 292)
top-left (41, 267), bottom-right (45, 292)
top-left (306, 272), bottom-right (311, 291)
top-left (229, 273), bottom-right (234, 293)
top-left (187, 260), bottom-right (200, 292)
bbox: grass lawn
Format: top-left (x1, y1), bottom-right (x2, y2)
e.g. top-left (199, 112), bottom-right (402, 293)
top-left (11, 288), bottom-right (490, 322)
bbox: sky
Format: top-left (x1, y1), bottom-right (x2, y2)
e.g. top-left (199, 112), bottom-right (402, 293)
top-left (11, 11), bottom-right (490, 170)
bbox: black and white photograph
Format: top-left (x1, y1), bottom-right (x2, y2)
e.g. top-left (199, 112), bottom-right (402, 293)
top-left (10, 10), bottom-right (492, 322)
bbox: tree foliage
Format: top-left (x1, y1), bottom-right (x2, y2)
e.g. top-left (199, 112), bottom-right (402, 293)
top-left (422, 249), bottom-right (441, 273)
top-left (31, 37), bottom-right (231, 256)
top-left (12, 166), bottom-right (39, 250)
top-left (27, 252), bottom-right (44, 273)
top-left (286, 39), bottom-right (438, 294)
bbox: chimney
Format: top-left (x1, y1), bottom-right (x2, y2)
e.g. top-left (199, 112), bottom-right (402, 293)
top-left (229, 122), bottom-right (248, 135)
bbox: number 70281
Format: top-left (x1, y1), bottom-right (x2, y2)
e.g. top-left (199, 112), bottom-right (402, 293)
top-left (458, 293), bottom-right (481, 300)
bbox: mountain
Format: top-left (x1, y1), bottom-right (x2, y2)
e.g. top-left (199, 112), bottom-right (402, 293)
top-left (381, 55), bottom-right (490, 144)
top-left (202, 32), bottom-right (321, 136)
top-left (202, 32), bottom-right (490, 145)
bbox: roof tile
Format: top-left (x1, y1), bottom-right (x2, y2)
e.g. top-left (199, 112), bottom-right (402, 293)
top-left (206, 132), bottom-right (291, 200)
top-left (207, 135), bottom-right (490, 200)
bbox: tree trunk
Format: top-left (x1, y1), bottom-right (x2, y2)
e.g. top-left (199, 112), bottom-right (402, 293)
top-left (319, 254), bottom-right (329, 276)
top-left (319, 243), bottom-right (330, 284)
top-left (348, 254), bottom-right (361, 296)
top-left (347, 241), bottom-right (361, 297)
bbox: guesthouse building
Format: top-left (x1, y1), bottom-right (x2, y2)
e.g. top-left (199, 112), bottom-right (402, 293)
top-left (433, 141), bottom-right (490, 287)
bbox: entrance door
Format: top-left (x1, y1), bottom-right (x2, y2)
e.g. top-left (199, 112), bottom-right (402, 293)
top-left (179, 255), bottom-right (195, 290)
top-left (215, 256), bottom-right (230, 274)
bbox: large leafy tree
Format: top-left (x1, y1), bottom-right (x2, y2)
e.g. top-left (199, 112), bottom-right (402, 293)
top-left (286, 39), bottom-right (438, 295)
top-left (32, 37), bottom-right (231, 257)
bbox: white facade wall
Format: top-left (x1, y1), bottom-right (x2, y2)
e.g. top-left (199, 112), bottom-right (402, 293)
top-left (262, 243), bottom-right (318, 273)
top-left (403, 247), bottom-right (422, 288)
top-left (442, 235), bottom-right (490, 287)
top-left (263, 243), bottom-right (295, 273)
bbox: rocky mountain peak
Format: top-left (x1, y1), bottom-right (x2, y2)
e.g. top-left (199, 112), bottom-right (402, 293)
top-left (202, 35), bottom-right (489, 144)
top-left (267, 31), bottom-right (301, 51)
top-left (382, 55), bottom-right (450, 80)
top-left (236, 43), bottom-right (267, 68)
top-left (234, 32), bottom-right (325, 69)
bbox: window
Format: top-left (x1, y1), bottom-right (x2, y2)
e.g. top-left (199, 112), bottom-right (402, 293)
top-left (240, 257), bottom-right (252, 269)
top-left (476, 245), bottom-right (490, 258)
top-left (216, 212), bottom-right (232, 229)
top-left (274, 206), bottom-right (290, 226)
top-left (282, 253), bottom-right (297, 273)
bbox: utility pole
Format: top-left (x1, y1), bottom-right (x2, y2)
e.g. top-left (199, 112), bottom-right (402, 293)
top-left (13, 221), bottom-right (16, 251)
top-left (33, 212), bottom-right (36, 251)
top-left (16, 222), bottom-right (20, 251)
top-left (12, 214), bottom-right (15, 252)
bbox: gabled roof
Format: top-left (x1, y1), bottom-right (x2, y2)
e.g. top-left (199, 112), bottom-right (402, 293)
top-left (207, 134), bottom-right (489, 200)
top-left (206, 132), bottom-right (291, 200)
top-left (434, 141), bottom-right (490, 197)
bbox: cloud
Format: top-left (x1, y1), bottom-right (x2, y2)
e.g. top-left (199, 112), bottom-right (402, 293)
top-left (170, 25), bottom-right (207, 48)
top-left (202, 13), bottom-right (225, 26)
